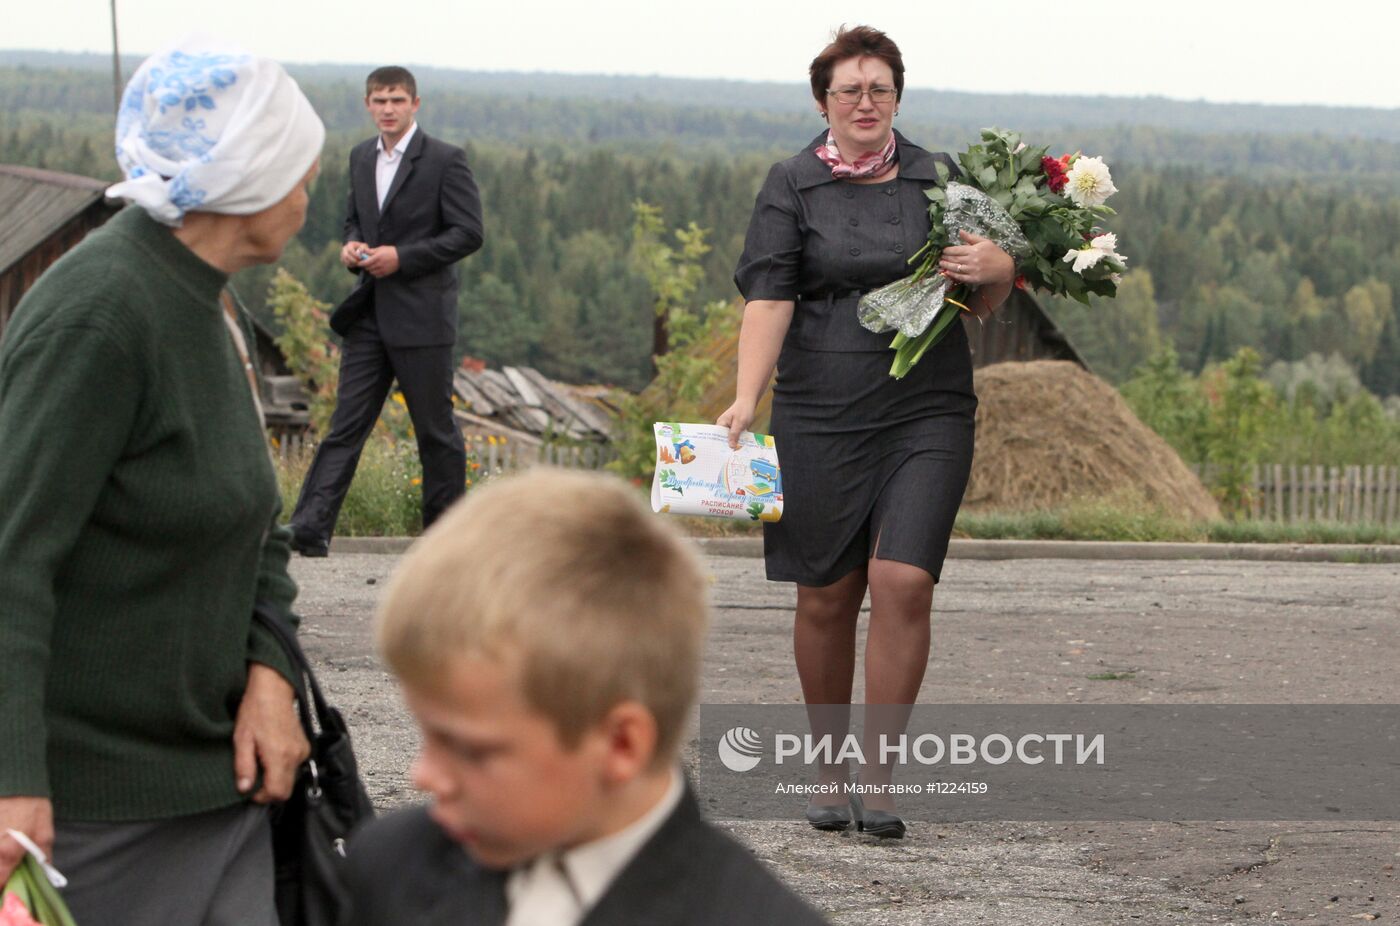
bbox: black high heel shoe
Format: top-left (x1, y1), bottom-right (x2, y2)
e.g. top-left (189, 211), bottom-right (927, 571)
top-left (805, 800), bottom-right (852, 831)
top-left (849, 793), bottom-right (907, 839)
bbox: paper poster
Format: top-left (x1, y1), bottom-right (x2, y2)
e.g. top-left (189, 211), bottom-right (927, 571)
top-left (651, 423), bottom-right (783, 522)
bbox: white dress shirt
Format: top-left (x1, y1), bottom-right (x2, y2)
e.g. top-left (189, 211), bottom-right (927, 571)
top-left (504, 768), bottom-right (684, 926)
top-left (375, 121), bottom-right (418, 210)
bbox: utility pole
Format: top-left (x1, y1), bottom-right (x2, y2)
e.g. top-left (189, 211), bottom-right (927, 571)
top-left (110, 0), bottom-right (122, 112)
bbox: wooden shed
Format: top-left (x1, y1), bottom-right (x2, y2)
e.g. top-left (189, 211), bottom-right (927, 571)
top-left (963, 288), bottom-right (1086, 369)
top-left (0, 164), bottom-right (122, 339)
top-left (0, 163), bottom-right (314, 446)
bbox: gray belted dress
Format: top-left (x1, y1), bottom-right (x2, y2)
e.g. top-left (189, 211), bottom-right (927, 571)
top-left (734, 130), bottom-right (978, 586)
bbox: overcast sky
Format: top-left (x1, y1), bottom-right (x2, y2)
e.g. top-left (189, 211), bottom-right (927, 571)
top-left (8, 0), bottom-right (1400, 109)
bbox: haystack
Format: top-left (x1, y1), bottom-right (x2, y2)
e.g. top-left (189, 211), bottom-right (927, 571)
top-left (966, 360), bottom-right (1220, 520)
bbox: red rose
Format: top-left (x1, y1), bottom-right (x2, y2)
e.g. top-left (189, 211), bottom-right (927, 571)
top-left (1041, 156), bottom-right (1067, 193)
top-left (1014, 275), bottom-right (1028, 290)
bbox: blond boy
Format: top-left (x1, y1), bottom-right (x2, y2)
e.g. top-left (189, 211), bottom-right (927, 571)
top-left (341, 469), bottom-right (827, 925)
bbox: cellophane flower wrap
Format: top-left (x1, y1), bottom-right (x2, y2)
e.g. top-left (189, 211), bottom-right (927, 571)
top-left (858, 129), bottom-right (1127, 378)
top-left (2, 855), bottom-right (76, 926)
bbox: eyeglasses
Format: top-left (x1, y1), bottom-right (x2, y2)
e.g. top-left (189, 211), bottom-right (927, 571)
top-left (825, 86), bottom-right (897, 105)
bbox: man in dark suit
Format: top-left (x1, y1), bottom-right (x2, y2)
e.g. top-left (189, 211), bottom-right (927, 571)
top-left (289, 66), bottom-right (483, 556)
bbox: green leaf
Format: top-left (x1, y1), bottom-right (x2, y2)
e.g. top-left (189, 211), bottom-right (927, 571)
top-left (977, 166), bottom-right (997, 189)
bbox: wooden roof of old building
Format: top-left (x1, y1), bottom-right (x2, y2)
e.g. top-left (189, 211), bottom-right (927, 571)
top-left (453, 364), bottom-right (618, 446)
top-left (0, 164), bottom-right (113, 276)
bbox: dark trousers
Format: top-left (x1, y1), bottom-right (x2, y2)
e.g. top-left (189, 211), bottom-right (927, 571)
top-left (291, 313), bottom-right (464, 539)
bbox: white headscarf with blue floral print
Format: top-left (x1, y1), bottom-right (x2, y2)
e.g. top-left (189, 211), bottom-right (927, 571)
top-left (108, 36), bottom-right (325, 226)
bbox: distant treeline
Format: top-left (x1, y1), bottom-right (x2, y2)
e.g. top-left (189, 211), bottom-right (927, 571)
top-left (4, 64), bottom-right (1400, 181)
top-left (2, 60), bottom-right (1398, 405)
top-left (4, 49), bottom-right (1399, 143)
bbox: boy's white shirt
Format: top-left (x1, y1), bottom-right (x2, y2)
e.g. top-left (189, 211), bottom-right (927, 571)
top-left (504, 767), bottom-right (685, 925)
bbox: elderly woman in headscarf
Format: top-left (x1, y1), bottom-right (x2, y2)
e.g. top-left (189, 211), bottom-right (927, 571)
top-left (0, 37), bottom-right (324, 925)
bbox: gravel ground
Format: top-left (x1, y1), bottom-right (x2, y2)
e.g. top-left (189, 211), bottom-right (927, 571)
top-left (290, 552), bottom-right (1399, 925)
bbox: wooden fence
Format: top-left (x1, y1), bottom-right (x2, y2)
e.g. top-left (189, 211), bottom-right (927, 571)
top-left (267, 429), bottom-right (613, 472)
top-left (1195, 464), bottom-right (1400, 524)
top-left (467, 434), bottom-right (614, 474)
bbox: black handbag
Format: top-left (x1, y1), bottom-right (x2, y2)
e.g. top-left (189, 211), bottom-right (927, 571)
top-left (253, 605), bottom-right (376, 926)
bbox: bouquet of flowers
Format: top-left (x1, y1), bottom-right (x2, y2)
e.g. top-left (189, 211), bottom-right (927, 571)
top-left (858, 128), bottom-right (1126, 378)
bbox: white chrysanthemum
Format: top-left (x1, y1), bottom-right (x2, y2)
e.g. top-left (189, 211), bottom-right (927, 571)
top-left (1064, 156), bottom-right (1117, 207)
top-left (1063, 233), bottom-right (1121, 274)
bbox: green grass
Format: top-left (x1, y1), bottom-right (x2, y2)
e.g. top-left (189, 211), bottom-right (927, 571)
top-left (1202, 519), bottom-right (1400, 545)
top-left (1086, 671), bottom-right (1137, 681)
top-left (274, 446), bottom-right (1400, 544)
top-left (276, 434), bottom-right (426, 537)
top-left (955, 497), bottom-right (1206, 542)
top-left (956, 499), bottom-right (1400, 545)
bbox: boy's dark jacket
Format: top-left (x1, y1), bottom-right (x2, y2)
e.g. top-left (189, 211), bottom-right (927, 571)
top-left (339, 782), bottom-right (829, 925)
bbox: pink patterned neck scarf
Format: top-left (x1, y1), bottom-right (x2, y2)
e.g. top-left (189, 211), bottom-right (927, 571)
top-left (815, 130), bottom-right (898, 180)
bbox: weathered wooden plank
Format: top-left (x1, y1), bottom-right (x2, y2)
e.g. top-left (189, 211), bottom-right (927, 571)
top-left (1328, 466), bottom-right (1339, 521)
top-left (1388, 466), bottom-right (1398, 526)
top-left (516, 368), bottom-right (609, 440)
top-left (1362, 464), bottom-right (1374, 523)
top-left (516, 368), bottom-right (571, 416)
top-left (475, 369), bottom-right (519, 409)
top-left (452, 410), bottom-right (542, 447)
top-left (1315, 465), bottom-right (1326, 522)
top-left (452, 371), bottom-right (496, 416)
top-left (1350, 465), bottom-right (1361, 523)
top-left (502, 366), bottom-right (544, 408)
top-left (1288, 464), bottom-right (1299, 523)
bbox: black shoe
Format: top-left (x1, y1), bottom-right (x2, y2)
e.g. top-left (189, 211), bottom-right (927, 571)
top-left (288, 526), bottom-right (329, 558)
top-left (850, 793), bottom-right (907, 839)
top-left (805, 801), bottom-right (852, 832)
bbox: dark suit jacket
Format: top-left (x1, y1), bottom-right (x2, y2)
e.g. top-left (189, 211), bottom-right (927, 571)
top-left (340, 786), bottom-right (829, 925)
top-left (330, 127), bottom-right (484, 348)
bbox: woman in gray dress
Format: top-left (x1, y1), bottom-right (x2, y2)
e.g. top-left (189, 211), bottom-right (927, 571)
top-left (718, 25), bottom-right (1015, 838)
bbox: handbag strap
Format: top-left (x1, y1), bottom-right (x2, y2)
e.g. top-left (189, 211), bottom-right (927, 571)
top-left (253, 604), bottom-right (333, 737)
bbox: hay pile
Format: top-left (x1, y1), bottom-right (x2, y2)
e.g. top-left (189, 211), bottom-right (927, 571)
top-left (966, 361), bottom-right (1220, 521)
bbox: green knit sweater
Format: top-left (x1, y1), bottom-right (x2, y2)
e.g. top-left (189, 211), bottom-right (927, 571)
top-left (0, 206), bottom-right (299, 822)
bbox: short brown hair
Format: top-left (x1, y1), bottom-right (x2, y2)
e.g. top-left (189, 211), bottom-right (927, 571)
top-left (809, 25), bottom-right (905, 106)
top-left (366, 66), bottom-right (417, 99)
top-left (376, 468), bottom-right (709, 766)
